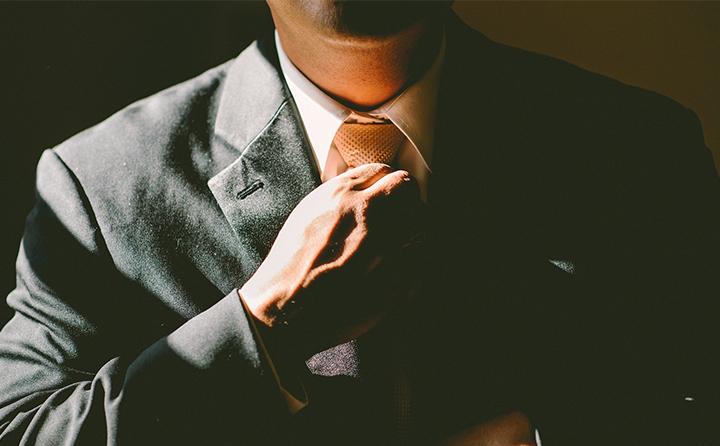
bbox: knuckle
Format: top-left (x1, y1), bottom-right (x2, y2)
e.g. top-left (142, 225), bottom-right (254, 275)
top-left (329, 180), bottom-right (352, 201)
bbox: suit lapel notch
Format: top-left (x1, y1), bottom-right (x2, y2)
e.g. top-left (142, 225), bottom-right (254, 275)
top-left (208, 34), bottom-right (320, 268)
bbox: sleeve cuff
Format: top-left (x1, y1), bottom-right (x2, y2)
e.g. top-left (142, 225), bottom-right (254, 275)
top-left (237, 289), bottom-right (309, 415)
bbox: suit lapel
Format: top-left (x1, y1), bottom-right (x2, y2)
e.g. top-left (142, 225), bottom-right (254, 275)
top-left (208, 32), bottom-right (320, 277)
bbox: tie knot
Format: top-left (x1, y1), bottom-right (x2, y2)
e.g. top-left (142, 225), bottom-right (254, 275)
top-left (333, 121), bottom-right (406, 168)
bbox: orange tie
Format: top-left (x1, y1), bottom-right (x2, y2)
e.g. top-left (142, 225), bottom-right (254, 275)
top-left (313, 119), bottom-right (412, 442)
top-left (333, 120), bottom-right (406, 167)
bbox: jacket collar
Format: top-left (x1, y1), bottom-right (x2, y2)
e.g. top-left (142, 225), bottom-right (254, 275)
top-left (212, 30), bottom-right (291, 156)
top-left (208, 31), bottom-right (320, 266)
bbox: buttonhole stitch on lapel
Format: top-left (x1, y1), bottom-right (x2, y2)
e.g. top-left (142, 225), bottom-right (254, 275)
top-left (549, 259), bottom-right (576, 275)
top-left (236, 179), bottom-right (264, 200)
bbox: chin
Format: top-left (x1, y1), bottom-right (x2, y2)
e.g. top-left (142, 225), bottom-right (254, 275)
top-left (321, 1), bottom-right (450, 39)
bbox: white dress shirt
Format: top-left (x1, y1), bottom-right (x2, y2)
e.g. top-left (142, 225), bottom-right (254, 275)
top-left (274, 30), bottom-right (446, 200)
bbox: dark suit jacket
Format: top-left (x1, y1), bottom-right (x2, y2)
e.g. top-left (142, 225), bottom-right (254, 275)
top-left (1, 11), bottom-right (718, 446)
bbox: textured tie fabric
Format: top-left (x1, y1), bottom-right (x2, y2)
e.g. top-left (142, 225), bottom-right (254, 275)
top-left (306, 339), bottom-right (361, 379)
top-left (333, 120), bottom-right (406, 167)
top-left (304, 333), bottom-right (414, 444)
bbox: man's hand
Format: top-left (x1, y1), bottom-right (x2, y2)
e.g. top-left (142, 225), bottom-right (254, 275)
top-left (239, 163), bottom-right (423, 357)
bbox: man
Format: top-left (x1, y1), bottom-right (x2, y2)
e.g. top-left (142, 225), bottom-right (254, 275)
top-left (0, 2), bottom-right (717, 445)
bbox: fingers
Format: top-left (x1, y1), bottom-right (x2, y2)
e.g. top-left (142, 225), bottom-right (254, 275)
top-left (337, 163), bottom-right (393, 190)
top-left (332, 164), bottom-right (416, 201)
top-left (362, 168), bottom-right (414, 200)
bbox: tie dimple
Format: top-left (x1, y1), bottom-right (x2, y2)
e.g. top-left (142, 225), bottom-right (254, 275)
top-left (333, 121), bottom-right (406, 167)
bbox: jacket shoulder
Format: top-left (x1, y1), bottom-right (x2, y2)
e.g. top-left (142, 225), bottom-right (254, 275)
top-left (43, 59), bottom-right (235, 237)
top-left (53, 60), bottom-right (231, 178)
top-left (471, 34), bottom-right (710, 173)
top-left (482, 36), bottom-right (697, 127)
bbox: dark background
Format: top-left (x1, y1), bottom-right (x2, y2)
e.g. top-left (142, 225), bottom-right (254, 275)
top-left (1, 1), bottom-right (718, 325)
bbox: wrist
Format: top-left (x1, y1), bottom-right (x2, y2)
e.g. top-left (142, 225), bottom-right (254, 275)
top-left (238, 277), bottom-right (283, 327)
top-left (240, 274), bottom-right (309, 328)
top-left (237, 287), bottom-right (308, 360)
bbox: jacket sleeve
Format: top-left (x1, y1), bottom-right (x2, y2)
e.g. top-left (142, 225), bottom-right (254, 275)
top-left (0, 150), bottom-right (287, 445)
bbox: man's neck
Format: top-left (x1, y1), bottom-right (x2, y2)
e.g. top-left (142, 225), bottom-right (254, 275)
top-left (273, 18), bottom-right (444, 110)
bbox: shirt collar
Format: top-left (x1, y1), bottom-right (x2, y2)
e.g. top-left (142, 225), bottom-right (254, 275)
top-left (274, 29), bottom-right (446, 174)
